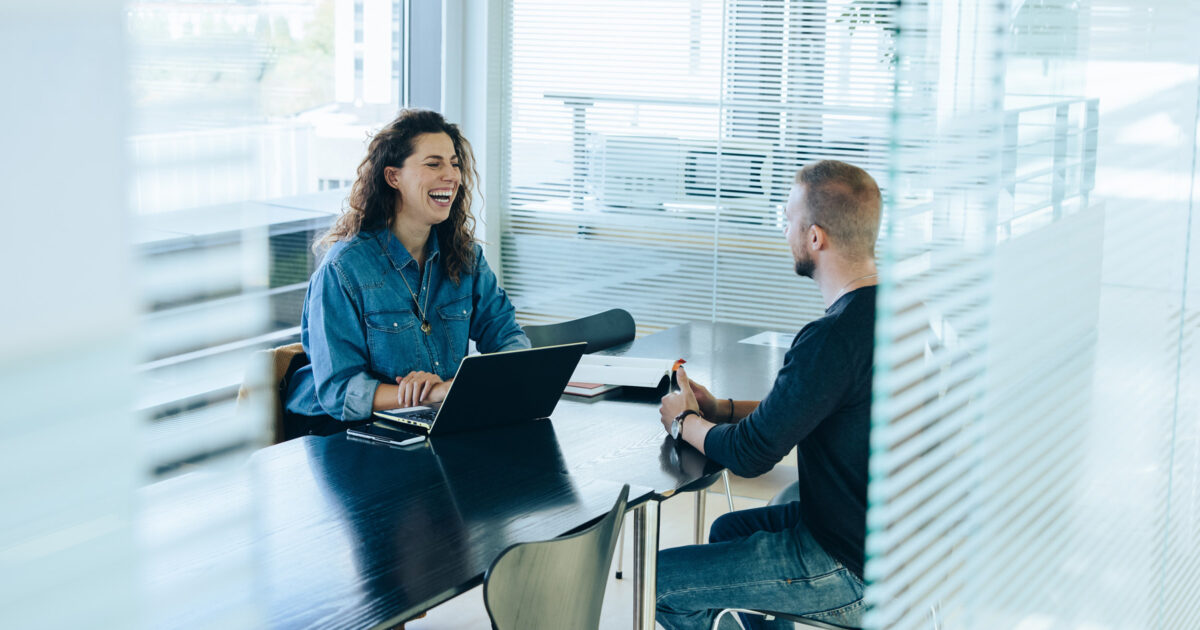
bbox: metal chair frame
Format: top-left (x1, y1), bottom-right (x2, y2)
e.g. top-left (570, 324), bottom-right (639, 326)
top-left (711, 608), bottom-right (860, 630)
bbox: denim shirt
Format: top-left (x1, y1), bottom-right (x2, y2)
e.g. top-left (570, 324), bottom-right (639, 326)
top-left (285, 229), bottom-right (530, 421)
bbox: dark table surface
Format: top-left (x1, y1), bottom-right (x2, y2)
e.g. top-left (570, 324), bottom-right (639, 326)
top-left (549, 321), bottom-right (790, 496)
top-left (143, 321), bottom-right (789, 629)
top-left (145, 426), bottom-right (653, 630)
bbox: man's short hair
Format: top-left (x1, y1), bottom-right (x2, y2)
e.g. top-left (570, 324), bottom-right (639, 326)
top-left (794, 160), bottom-right (882, 258)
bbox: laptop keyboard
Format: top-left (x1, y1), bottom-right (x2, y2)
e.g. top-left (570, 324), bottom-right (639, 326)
top-left (407, 409), bottom-right (437, 422)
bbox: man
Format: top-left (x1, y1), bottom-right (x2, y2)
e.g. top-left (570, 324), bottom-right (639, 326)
top-left (656, 159), bottom-right (881, 630)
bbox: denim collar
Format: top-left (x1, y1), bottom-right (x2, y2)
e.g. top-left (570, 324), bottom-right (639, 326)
top-left (370, 228), bottom-right (442, 272)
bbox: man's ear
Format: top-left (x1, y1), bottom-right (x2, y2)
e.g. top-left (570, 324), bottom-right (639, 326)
top-left (810, 223), bottom-right (828, 251)
top-left (383, 166), bottom-right (400, 189)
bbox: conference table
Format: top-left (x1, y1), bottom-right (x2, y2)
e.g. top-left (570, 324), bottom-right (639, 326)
top-left (143, 321), bottom-right (789, 629)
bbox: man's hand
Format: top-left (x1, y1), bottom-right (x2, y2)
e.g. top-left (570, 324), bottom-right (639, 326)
top-left (659, 366), bottom-right (701, 434)
top-left (395, 371), bottom-right (448, 407)
top-left (687, 378), bottom-right (718, 419)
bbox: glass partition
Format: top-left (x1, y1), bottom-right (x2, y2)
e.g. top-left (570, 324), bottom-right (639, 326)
top-left (867, 1), bottom-right (1200, 628)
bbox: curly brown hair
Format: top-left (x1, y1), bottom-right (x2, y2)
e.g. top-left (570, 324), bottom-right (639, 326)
top-left (318, 109), bottom-right (479, 284)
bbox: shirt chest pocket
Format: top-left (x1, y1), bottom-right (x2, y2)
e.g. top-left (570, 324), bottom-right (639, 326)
top-left (436, 295), bottom-right (472, 356)
top-left (364, 310), bottom-right (420, 375)
top-left (437, 295), bottom-right (472, 322)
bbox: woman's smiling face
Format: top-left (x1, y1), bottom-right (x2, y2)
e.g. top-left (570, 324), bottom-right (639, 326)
top-left (390, 132), bottom-right (461, 226)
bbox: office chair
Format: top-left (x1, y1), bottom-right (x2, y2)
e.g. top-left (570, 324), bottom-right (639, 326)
top-left (769, 480), bottom-right (800, 506)
top-left (523, 308), bottom-right (636, 353)
top-left (482, 485), bottom-right (630, 630)
top-left (235, 342), bottom-right (308, 445)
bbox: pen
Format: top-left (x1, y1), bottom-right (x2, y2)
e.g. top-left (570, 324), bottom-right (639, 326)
top-left (671, 358), bottom-right (686, 391)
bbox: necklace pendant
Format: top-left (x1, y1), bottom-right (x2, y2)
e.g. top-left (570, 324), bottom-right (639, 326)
top-left (421, 320), bottom-right (432, 335)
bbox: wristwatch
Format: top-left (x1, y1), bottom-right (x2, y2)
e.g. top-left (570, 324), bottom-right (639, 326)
top-left (671, 409), bottom-right (701, 439)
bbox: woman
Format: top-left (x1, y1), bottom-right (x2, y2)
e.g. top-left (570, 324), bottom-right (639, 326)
top-left (285, 109), bottom-right (529, 433)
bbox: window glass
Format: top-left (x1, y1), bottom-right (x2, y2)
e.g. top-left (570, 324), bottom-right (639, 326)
top-left (126, 0), bottom-right (403, 473)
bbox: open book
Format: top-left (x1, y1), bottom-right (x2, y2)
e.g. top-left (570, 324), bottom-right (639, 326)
top-left (565, 355), bottom-right (680, 397)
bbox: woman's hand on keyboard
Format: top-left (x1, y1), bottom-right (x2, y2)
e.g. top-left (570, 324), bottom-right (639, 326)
top-left (396, 371), bottom-right (443, 407)
top-left (395, 372), bottom-right (454, 407)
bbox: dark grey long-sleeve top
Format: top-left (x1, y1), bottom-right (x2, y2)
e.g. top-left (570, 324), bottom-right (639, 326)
top-left (704, 286), bottom-right (874, 577)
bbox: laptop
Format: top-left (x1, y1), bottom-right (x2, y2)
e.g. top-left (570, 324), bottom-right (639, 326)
top-left (351, 342), bottom-right (587, 439)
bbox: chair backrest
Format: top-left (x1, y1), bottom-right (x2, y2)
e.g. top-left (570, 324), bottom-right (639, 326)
top-left (767, 480), bottom-right (800, 507)
top-left (483, 484), bottom-right (630, 630)
top-left (236, 342), bottom-right (308, 444)
top-left (523, 308), bottom-right (635, 354)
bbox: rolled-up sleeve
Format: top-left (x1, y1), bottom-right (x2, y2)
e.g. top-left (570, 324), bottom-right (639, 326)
top-left (469, 247), bottom-right (531, 352)
top-left (305, 262), bottom-right (381, 421)
top-left (703, 325), bottom-right (852, 477)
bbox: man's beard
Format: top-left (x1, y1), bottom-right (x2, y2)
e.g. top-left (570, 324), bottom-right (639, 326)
top-left (794, 252), bottom-right (815, 278)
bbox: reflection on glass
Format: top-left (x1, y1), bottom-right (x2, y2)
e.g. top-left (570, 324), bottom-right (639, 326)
top-left (868, 1), bottom-right (1198, 629)
top-left (127, 2), bottom-right (406, 626)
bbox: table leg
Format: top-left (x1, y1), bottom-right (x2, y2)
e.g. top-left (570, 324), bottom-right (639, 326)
top-left (722, 470), bottom-right (735, 512)
top-left (615, 515), bottom-right (625, 579)
top-left (632, 501), bottom-right (660, 630)
top-left (694, 489), bottom-right (707, 544)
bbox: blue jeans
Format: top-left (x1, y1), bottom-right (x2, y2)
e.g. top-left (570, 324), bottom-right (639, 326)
top-left (656, 502), bottom-right (865, 630)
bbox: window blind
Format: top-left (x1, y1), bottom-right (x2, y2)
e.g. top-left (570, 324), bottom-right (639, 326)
top-left (127, 3), bottom-right (283, 626)
top-left (501, 0), bottom-right (894, 334)
top-left (868, 2), bottom-right (1200, 629)
top-left (127, 0), bottom-right (404, 475)
top-left (127, 1), bottom-right (402, 626)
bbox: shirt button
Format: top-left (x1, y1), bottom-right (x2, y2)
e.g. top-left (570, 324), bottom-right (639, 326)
top-left (393, 322), bottom-right (397, 327)
top-left (435, 361), bottom-right (439, 365)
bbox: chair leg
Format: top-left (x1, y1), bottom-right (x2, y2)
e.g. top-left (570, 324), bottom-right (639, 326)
top-left (721, 470), bottom-right (734, 512)
top-left (693, 472), bottom-right (735, 547)
top-left (711, 609), bottom-right (751, 630)
top-left (615, 515), bottom-right (625, 579)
